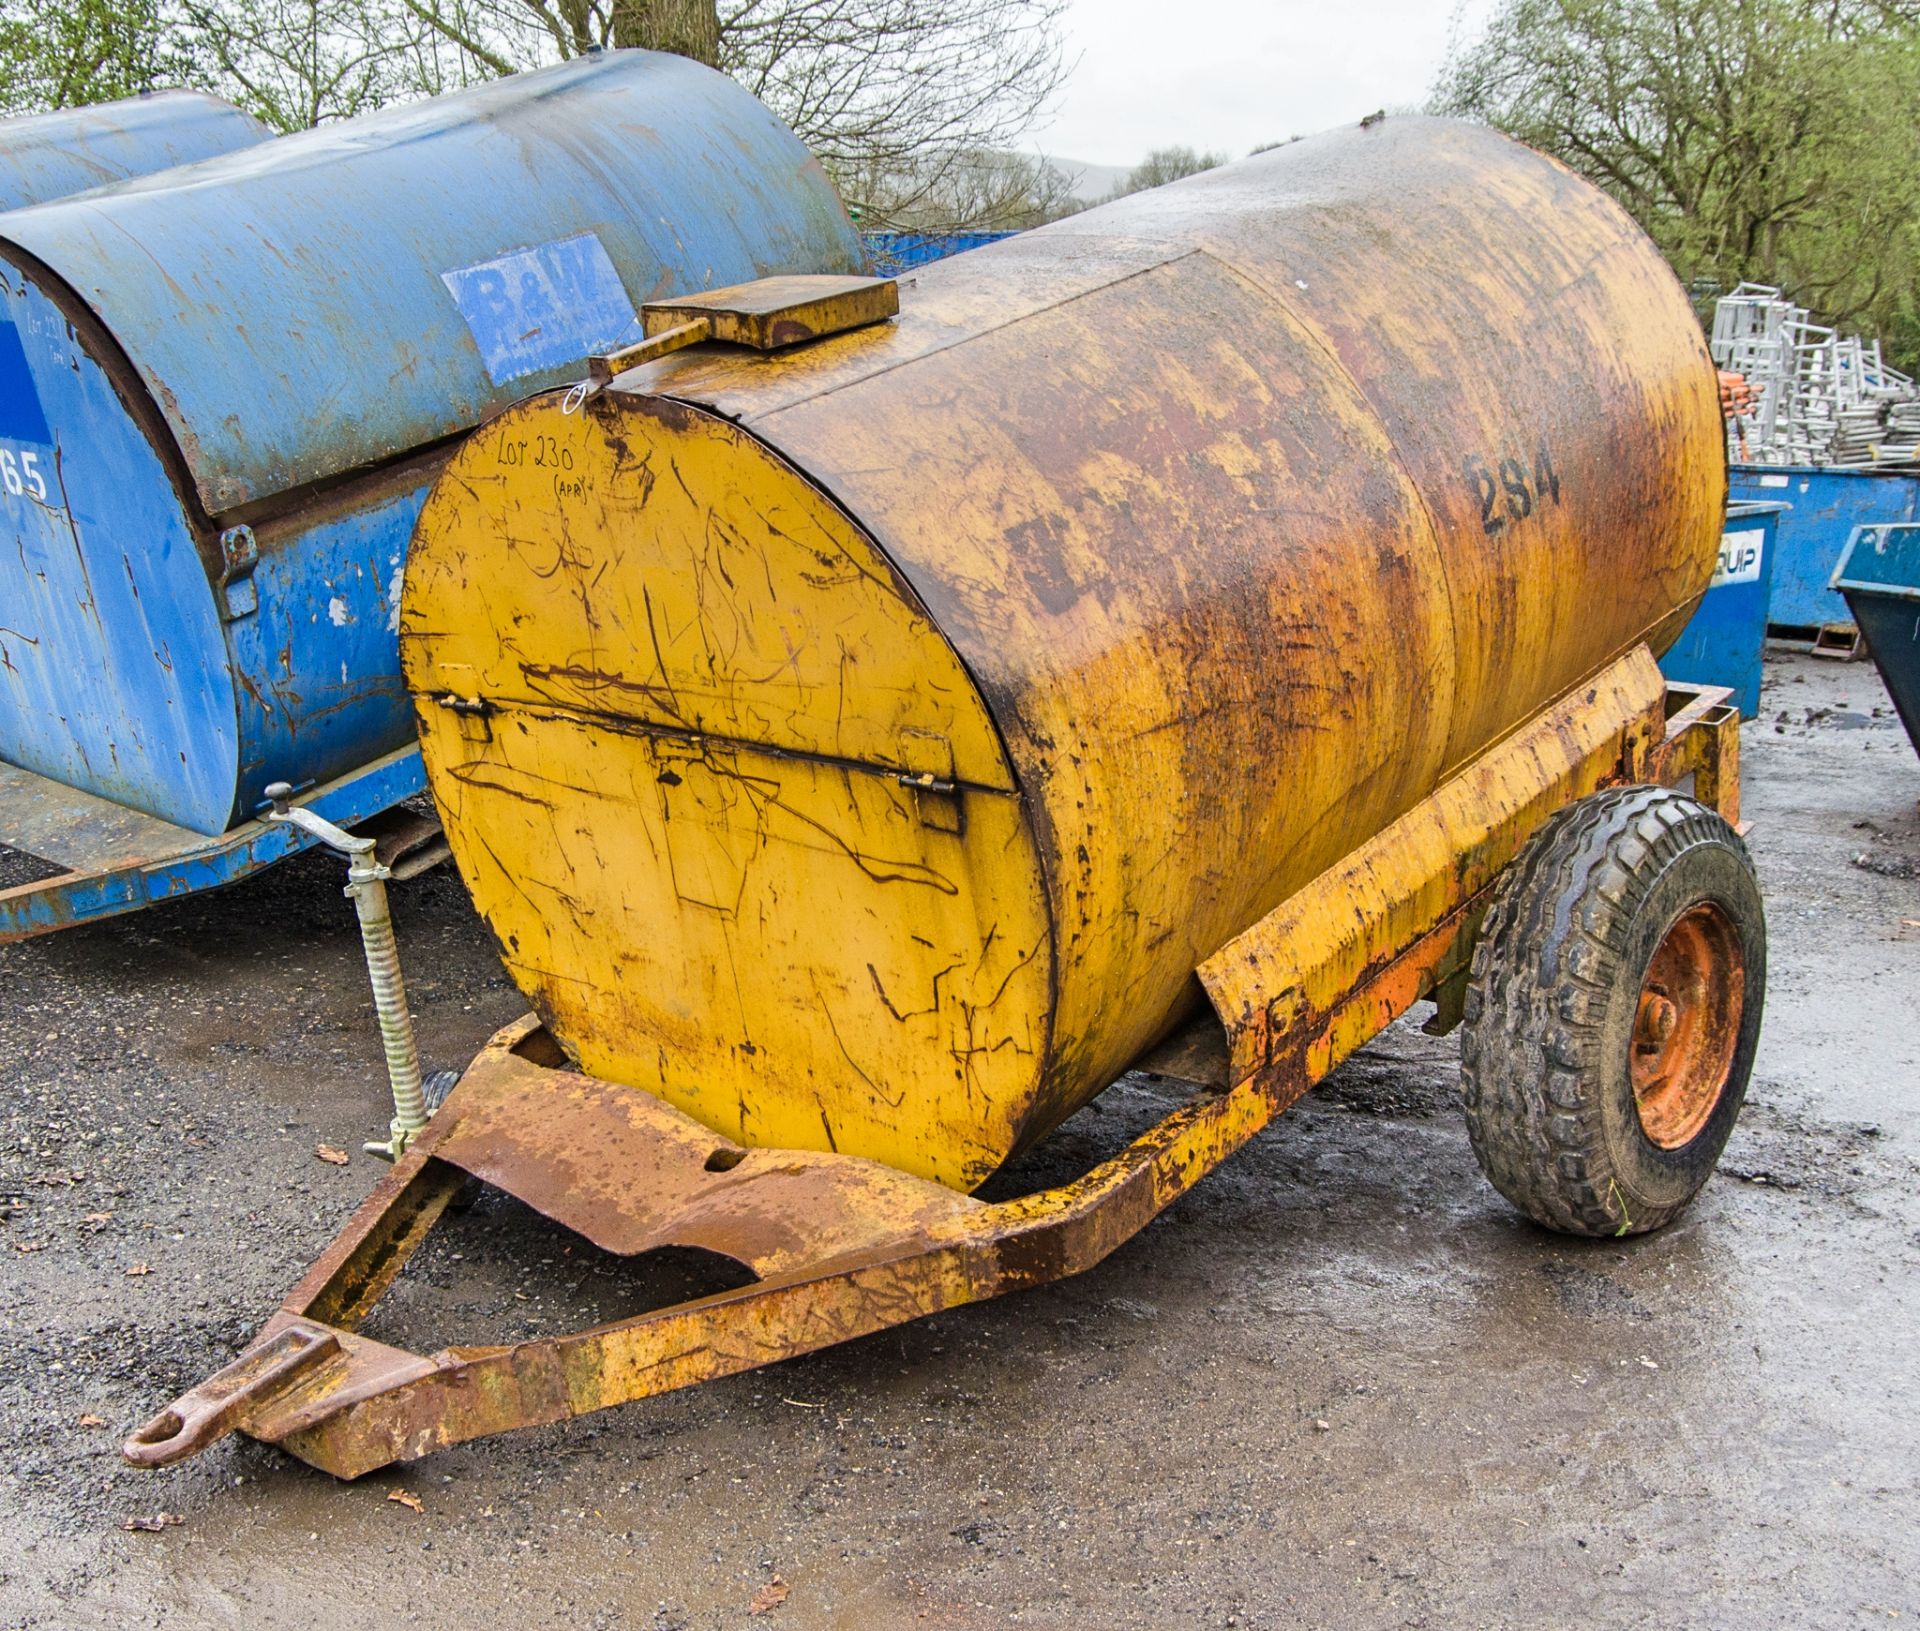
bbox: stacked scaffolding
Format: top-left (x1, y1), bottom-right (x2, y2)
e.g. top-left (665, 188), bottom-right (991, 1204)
top-left (1710, 284), bottom-right (1920, 467)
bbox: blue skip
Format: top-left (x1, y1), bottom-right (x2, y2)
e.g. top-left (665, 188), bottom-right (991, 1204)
top-left (1730, 464), bottom-right (1920, 633)
top-left (1832, 525), bottom-right (1920, 758)
top-left (1660, 502), bottom-right (1787, 718)
top-left (862, 231), bottom-right (1018, 273)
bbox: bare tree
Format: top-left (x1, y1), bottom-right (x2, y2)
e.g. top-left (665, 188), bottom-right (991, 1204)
top-left (3, 0), bottom-right (1070, 231)
top-left (385, 0), bottom-right (718, 69)
top-left (617, 0), bottom-right (720, 63)
top-left (844, 146), bottom-right (1081, 232)
top-left (1106, 145), bottom-right (1227, 199)
top-left (175, 0), bottom-right (468, 128)
top-left (722, 0), bottom-right (1068, 224)
top-left (389, 0), bottom-right (1070, 227)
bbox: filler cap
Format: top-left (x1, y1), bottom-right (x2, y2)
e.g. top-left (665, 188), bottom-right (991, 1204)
top-left (590, 273), bottom-right (898, 383)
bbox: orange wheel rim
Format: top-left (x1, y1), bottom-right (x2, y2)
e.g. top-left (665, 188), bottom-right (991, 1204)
top-left (1630, 902), bottom-right (1744, 1150)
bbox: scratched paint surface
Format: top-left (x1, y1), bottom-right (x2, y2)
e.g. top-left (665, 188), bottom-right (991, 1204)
top-left (0, 272), bottom-right (239, 833)
top-left (225, 472), bottom-right (430, 814)
top-left (405, 117), bottom-right (1724, 1189)
top-left (406, 406), bottom-right (1051, 1189)
top-left (0, 90), bottom-right (268, 212)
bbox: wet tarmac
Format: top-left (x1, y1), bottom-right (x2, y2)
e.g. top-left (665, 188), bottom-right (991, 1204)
top-left (2, 646), bottom-right (1916, 1629)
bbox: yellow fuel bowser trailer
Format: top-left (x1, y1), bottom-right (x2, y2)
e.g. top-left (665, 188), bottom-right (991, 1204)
top-left (128, 117), bottom-right (1761, 1478)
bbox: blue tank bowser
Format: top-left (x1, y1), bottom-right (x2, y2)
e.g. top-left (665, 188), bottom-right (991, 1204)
top-left (0, 90), bottom-right (269, 212)
top-left (0, 50), bottom-right (867, 937)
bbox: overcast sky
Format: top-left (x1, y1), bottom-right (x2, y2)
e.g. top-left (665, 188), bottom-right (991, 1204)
top-left (1029, 0), bottom-right (1501, 168)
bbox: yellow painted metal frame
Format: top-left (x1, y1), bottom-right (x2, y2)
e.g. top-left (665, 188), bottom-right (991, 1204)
top-left (125, 651), bottom-right (1737, 1479)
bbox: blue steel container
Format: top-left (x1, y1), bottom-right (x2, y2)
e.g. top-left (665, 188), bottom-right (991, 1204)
top-left (1832, 524), bottom-right (1920, 758)
top-left (1659, 501), bottom-right (1786, 717)
top-left (0, 91), bottom-right (269, 212)
top-left (863, 230), bottom-right (1017, 274)
top-left (1730, 463), bottom-right (1920, 631)
top-left (0, 51), bottom-right (864, 869)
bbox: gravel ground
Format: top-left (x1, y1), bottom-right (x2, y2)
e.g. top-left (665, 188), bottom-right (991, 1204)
top-left (2, 646), bottom-right (1916, 1630)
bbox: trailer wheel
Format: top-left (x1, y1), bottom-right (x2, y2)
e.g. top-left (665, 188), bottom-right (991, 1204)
top-left (1459, 786), bottom-right (1764, 1237)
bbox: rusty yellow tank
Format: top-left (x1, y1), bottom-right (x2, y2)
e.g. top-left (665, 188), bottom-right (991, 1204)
top-left (400, 116), bottom-right (1725, 1192)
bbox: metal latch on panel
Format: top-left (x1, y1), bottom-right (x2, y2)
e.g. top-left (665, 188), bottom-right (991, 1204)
top-left (433, 692), bottom-right (494, 743)
top-left (587, 275), bottom-right (899, 387)
top-left (896, 726), bottom-right (963, 836)
top-left (217, 525), bottom-right (259, 620)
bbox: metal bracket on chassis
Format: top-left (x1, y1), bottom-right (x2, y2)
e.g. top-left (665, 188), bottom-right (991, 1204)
top-left (1650, 679), bottom-right (1741, 830)
top-left (123, 647), bottom-right (1736, 1479)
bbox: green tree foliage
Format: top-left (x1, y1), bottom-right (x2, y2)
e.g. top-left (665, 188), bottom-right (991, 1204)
top-left (0, 0), bottom-right (464, 127)
top-left (0, 0), bottom-right (185, 116)
top-left (1434, 0), bottom-right (1920, 365)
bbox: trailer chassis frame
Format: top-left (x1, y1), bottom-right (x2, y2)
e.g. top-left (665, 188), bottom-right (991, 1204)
top-left (124, 648), bottom-right (1737, 1479)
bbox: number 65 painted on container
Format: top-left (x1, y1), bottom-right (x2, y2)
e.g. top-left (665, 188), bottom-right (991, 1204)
top-left (0, 445), bottom-right (48, 502)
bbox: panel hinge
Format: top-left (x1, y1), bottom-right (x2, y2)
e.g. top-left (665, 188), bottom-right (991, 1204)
top-left (217, 525), bottom-right (259, 621)
top-left (894, 726), bottom-right (963, 835)
top-left (433, 692), bottom-right (494, 743)
top-left (895, 770), bottom-right (956, 795)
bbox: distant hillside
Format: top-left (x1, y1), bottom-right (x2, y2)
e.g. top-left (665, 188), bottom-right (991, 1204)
top-left (1039, 156), bottom-right (1131, 204)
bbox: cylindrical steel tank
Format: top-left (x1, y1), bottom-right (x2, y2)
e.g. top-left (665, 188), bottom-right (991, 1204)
top-left (0, 91), bottom-right (269, 212)
top-left (402, 116), bottom-right (1725, 1192)
top-left (0, 51), bottom-right (864, 836)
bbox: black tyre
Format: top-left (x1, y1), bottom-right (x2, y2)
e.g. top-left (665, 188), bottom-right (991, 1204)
top-left (422, 1068), bottom-right (461, 1115)
top-left (1460, 786), bottom-right (1765, 1237)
